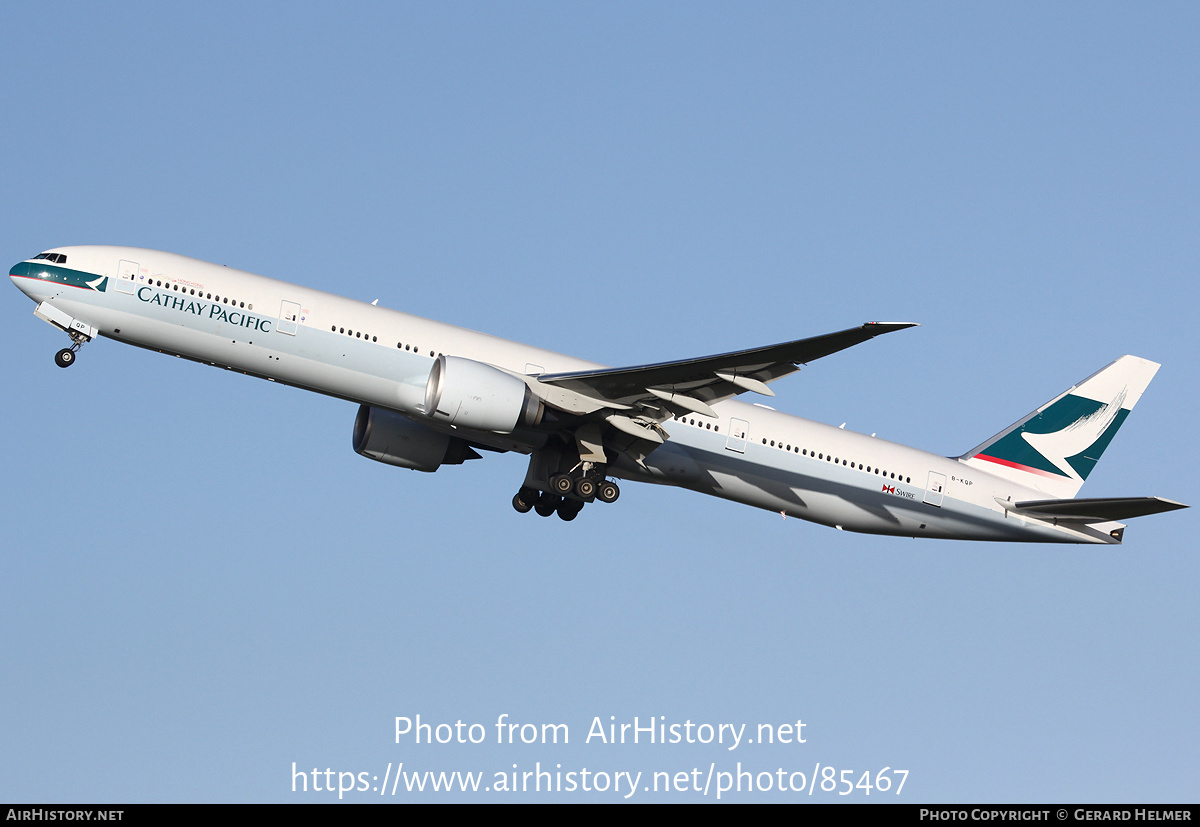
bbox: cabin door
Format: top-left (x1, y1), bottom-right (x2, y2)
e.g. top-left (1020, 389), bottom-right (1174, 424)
top-left (924, 472), bottom-right (946, 507)
top-left (116, 260), bottom-right (139, 294)
top-left (277, 301), bottom-right (301, 335)
top-left (725, 418), bottom-right (749, 453)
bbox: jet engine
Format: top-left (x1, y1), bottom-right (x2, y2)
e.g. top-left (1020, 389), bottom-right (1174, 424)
top-left (353, 404), bottom-right (481, 472)
top-left (424, 355), bottom-right (544, 433)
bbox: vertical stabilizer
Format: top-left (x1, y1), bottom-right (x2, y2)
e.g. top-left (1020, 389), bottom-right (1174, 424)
top-left (959, 355), bottom-right (1159, 499)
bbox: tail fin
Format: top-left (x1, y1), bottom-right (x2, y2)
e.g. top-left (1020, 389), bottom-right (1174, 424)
top-left (959, 355), bottom-right (1159, 499)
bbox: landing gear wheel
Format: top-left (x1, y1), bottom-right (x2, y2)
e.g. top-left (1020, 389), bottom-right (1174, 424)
top-left (534, 494), bottom-right (560, 517)
top-left (556, 499), bottom-right (584, 521)
top-left (596, 480), bottom-right (620, 504)
top-left (512, 486), bottom-right (539, 514)
top-left (55, 348), bottom-right (75, 368)
top-left (550, 474), bottom-right (574, 495)
top-left (574, 477), bottom-right (596, 500)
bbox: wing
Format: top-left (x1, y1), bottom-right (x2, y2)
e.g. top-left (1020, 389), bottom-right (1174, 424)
top-left (529, 322), bottom-right (917, 444)
top-left (538, 321), bottom-right (916, 410)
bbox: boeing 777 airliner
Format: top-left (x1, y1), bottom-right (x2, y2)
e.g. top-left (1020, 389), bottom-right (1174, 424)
top-left (10, 246), bottom-right (1186, 543)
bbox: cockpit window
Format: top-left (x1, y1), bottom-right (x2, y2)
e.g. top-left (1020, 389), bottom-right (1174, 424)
top-left (33, 252), bottom-right (68, 264)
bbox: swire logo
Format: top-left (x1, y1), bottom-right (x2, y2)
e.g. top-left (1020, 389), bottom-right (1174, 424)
top-left (882, 485), bottom-right (916, 500)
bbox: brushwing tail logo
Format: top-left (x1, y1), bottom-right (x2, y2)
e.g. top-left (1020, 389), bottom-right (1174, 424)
top-left (975, 388), bottom-right (1131, 481)
top-left (1022, 386), bottom-right (1128, 481)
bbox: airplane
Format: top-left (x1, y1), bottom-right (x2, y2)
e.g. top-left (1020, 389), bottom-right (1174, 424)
top-left (10, 245), bottom-right (1187, 543)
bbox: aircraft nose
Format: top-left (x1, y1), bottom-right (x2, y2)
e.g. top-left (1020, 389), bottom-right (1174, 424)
top-left (11, 263), bottom-right (41, 299)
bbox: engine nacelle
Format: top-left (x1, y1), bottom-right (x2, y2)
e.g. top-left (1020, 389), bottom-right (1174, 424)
top-left (353, 405), bottom-right (480, 472)
top-left (424, 355), bottom-right (544, 433)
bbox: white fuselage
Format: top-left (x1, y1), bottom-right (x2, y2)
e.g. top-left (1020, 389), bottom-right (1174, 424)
top-left (10, 246), bottom-right (1124, 544)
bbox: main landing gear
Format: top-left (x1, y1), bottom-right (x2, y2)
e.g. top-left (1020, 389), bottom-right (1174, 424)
top-left (512, 439), bottom-right (621, 521)
top-left (54, 330), bottom-right (90, 368)
top-left (511, 474), bottom-right (621, 522)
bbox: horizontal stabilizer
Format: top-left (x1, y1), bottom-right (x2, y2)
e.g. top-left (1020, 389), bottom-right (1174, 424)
top-left (1010, 496), bottom-right (1188, 522)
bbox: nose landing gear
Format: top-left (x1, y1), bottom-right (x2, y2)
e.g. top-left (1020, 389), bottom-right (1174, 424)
top-left (54, 330), bottom-right (90, 368)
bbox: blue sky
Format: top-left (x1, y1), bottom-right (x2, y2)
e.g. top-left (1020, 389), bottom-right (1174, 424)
top-left (2, 2), bottom-right (1197, 802)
